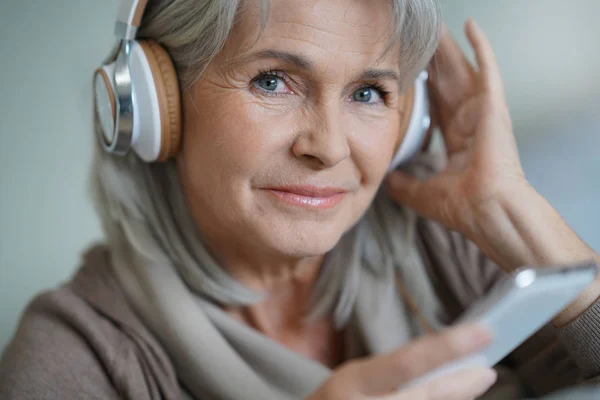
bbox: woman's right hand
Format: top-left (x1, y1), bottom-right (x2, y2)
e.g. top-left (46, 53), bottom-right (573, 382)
top-left (307, 324), bottom-right (497, 400)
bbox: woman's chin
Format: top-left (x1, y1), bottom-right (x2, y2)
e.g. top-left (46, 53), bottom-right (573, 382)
top-left (242, 196), bottom-right (363, 258)
top-left (256, 221), bottom-right (346, 259)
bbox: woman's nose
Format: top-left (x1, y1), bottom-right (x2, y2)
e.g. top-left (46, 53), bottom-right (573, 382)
top-left (291, 108), bottom-right (351, 169)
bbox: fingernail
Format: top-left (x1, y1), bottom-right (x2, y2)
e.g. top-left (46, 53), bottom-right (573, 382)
top-left (456, 323), bottom-right (494, 349)
top-left (482, 368), bottom-right (498, 387)
top-left (472, 325), bottom-right (494, 347)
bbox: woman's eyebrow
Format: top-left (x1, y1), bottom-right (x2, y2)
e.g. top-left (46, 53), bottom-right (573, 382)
top-left (232, 49), bottom-right (401, 83)
top-left (358, 69), bottom-right (400, 82)
top-left (234, 49), bottom-right (314, 70)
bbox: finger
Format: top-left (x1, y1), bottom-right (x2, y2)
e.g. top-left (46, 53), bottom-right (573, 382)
top-left (381, 367), bottom-right (497, 400)
top-left (428, 25), bottom-right (477, 114)
top-left (443, 97), bottom-right (481, 154)
top-left (465, 19), bottom-right (503, 95)
top-left (352, 324), bottom-right (493, 394)
top-left (430, 24), bottom-right (475, 84)
top-left (385, 171), bottom-right (450, 221)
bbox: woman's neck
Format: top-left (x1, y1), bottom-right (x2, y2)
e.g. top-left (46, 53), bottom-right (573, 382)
top-left (204, 237), bottom-right (344, 367)
top-left (200, 220), bottom-right (325, 293)
top-left (224, 264), bottom-right (344, 368)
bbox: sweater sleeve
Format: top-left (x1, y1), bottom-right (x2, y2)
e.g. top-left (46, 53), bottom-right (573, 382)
top-left (557, 298), bottom-right (600, 381)
top-left (415, 217), bottom-right (594, 396)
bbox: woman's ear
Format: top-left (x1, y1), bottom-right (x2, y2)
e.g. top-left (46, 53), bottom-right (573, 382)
top-left (394, 85), bottom-right (416, 152)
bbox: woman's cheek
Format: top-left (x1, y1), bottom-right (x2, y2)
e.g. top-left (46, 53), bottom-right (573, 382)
top-left (348, 113), bottom-right (399, 183)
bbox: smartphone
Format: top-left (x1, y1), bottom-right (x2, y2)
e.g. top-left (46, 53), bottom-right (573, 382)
top-left (457, 261), bottom-right (599, 366)
top-left (404, 261), bottom-right (599, 388)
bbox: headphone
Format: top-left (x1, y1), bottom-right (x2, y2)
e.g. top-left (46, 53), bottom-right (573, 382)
top-left (94, 0), bottom-right (431, 170)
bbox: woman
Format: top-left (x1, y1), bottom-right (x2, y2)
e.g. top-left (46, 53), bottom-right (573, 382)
top-left (1, 0), bottom-right (599, 399)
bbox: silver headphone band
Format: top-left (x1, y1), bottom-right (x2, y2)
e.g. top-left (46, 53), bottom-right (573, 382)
top-left (115, 0), bottom-right (149, 40)
top-left (110, 42), bottom-right (136, 155)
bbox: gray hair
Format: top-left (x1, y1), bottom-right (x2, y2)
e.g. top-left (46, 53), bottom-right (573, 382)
top-left (91, 0), bottom-right (442, 327)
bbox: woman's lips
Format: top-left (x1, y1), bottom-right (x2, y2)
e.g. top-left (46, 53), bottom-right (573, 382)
top-left (264, 186), bottom-right (348, 209)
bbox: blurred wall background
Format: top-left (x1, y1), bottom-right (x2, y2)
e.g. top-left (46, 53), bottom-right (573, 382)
top-left (1, 0), bottom-right (599, 351)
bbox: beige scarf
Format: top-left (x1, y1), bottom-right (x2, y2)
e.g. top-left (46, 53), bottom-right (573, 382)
top-left (113, 243), bottom-right (441, 399)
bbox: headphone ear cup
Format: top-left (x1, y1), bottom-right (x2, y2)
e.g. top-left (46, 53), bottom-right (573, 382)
top-left (388, 71), bottom-right (431, 172)
top-left (132, 40), bottom-right (182, 162)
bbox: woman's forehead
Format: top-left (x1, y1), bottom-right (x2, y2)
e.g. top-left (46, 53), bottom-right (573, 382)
top-left (225, 0), bottom-right (402, 72)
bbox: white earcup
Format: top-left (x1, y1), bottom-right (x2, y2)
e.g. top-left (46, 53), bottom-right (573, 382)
top-left (388, 71), bottom-right (431, 172)
top-left (96, 43), bottom-right (163, 162)
top-left (128, 41), bottom-right (163, 162)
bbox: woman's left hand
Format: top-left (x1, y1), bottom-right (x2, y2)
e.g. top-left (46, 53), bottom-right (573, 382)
top-left (387, 19), bottom-right (528, 239)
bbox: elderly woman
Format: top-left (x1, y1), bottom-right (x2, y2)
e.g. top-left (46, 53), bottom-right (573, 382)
top-left (2, 0), bottom-right (600, 399)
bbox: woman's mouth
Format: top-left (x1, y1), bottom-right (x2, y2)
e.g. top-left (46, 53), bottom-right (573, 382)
top-left (263, 185), bottom-right (348, 209)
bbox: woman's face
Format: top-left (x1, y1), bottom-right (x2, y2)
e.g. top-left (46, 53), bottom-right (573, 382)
top-left (178, 0), bottom-right (413, 261)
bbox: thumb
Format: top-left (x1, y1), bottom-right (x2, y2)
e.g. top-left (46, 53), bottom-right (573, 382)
top-left (385, 171), bottom-right (439, 218)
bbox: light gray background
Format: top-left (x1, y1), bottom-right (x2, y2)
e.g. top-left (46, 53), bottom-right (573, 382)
top-left (1, 0), bottom-right (599, 351)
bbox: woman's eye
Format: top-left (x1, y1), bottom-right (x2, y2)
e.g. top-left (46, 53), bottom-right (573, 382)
top-left (352, 87), bottom-right (383, 104)
top-left (254, 75), bottom-right (287, 94)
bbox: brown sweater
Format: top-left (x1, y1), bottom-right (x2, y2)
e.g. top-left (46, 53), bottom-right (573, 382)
top-left (1, 217), bottom-right (600, 399)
